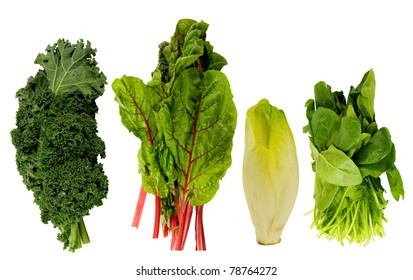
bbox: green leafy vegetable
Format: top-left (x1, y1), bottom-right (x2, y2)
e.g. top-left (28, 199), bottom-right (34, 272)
top-left (112, 19), bottom-right (237, 250)
top-left (316, 145), bottom-right (362, 186)
top-left (243, 99), bottom-right (299, 245)
top-left (11, 39), bottom-right (108, 252)
top-left (304, 69), bottom-right (404, 245)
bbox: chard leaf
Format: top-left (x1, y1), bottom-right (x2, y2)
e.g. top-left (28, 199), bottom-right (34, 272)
top-left (112, 76), bottom-right (158, 142)
top-left (386, 165), bottom-right (404, 201)
top-left (364, 121), bottom-right (378, 135)
top-left (310, 107), bottom-right (340, 151)
top-left (175, 26), bottom-right (205, 74)
top-left (166, 68), bottom-right (237, 206)
top-left (203, 41), bottom-right (227, 71)
top-left (316, 145), bottom-right (362, 186)
top-left (35, 39), bottom-right (106, 98)
top-left (354, 127), bottom-right (392, 165)
top-left (112, 76), bottom-right (177, 197)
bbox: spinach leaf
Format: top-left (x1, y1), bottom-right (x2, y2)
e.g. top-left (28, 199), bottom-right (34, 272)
top-left (314, 175), bottom-right (339, 212)
top-left (316, 145), bottom-right (362, 186)
top-left (334, 116), bottom-right (361, 152)
top-left (310, 107), bottom-right (340, 151)
top-left (358, 144), bottom-right (395, 178)
top-left (314, 81), bottom-right (336, 111)
top-left (386, 165), bottom-right (404, 201)
top-left (356, 69), bottom-right (376, 123)
top-left (347, 132), bottom-right (371, 158)
top-left (353, 127), bottom-right (392, 165)
top-left (304, 68), bottom-right (404, 245)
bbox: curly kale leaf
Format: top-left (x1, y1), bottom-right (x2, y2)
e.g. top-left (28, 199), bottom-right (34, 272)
top-left (11, 39), bottom-right (108, 252)
top-left (11, 70), bottom-right (52, 195)
top-left (35, 39), bottom-right (107, 99)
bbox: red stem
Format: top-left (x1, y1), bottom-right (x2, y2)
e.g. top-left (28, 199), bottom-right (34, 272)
top-left (170, 214), bottom-right (177, 250)
top-left (181, 203), bottom-right (193, 249)
top-left (153, 195), bottom-right (161, 239)
top-left (162, 222), bottom-right (169, 238)
top-left (132, 186), bottom-right (147, 228)
top-left (172, 201), bottom-right (193, 250)
top-left (195, 205), bottom-right (206, 250)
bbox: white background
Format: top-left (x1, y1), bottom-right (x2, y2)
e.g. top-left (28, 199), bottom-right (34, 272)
top-left (1, 0), bottom-right (412, 279)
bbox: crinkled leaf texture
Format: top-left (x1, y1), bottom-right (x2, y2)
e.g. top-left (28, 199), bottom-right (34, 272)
top-left (166, 67), bottom-right (237, 206)
top-left (111, 19), bottom-right (237, 250)
top-left (11, 39), bottom-right (108, 252)
top-left (112, 75), bottom-right (176, 198)
top-left (243, 99), bottom-right (299, 245)
top-left (35, 39), bottom-right (107, 99)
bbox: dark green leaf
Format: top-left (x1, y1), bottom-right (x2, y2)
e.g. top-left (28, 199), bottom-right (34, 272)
top-left (354, 127), bottom-right (392, 165)
top-left (358, 144), bottom-right (395, 178)
top-left (334, 116), bottom-right (361, 152)
top-left (314, 81), bottom-right (336, 111)
top-left (310, 107), bottom-right (340, 150)
top-left (386, 165), bottom-right (404, 201)
top-left (347, 133), bottom-right (371, 158)
top-left (35, 39), bottom-right (107, 98)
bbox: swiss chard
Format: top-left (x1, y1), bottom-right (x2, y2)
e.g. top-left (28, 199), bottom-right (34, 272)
top-left (304, 69), bottom-right (404, 245)
top-left (113, 19), bottom-right (237, 250)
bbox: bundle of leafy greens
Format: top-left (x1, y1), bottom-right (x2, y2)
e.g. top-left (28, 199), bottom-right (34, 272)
top-left (11, 39), bottom-right (108, 252)
top-left (304, 69), bottom-right (404, 245)
top-left (112, 18), bottom-right (237, 250)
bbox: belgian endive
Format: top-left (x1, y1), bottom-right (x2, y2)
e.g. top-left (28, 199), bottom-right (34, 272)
top-left (243, 99), bottom-right (299, 245)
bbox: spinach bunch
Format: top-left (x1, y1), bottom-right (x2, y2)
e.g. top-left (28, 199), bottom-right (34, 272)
top-left (304, 69), bottom-right (404, 245)
top-left (112, 19), bottom-right (237, 250)
top-left (11, 39), bottom-right (108, 251)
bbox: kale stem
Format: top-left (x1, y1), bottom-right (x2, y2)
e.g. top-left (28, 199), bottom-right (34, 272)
top-left (78, 217), bottom-right (90, 244)
top-left (69, 223), bottom-right (82, 252)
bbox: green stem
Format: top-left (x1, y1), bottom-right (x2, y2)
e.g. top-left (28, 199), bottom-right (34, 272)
top-left (321, 187), bottom-right (350, 232)
top-left (68, 218), bottom-right (90, 252)
top-left (69, 223), bottom-right (81, 252)
top-left (78, 217), bottom-right (90, 244)
top-left (346, 200), bottom-right (359, 237)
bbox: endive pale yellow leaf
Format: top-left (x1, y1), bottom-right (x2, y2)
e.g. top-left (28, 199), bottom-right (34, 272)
top-left (243, 99), bottom-right (299, 245)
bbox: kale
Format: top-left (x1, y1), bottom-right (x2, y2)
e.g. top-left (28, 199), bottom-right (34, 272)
top-left (10, 39), bottom-right (108, 252)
